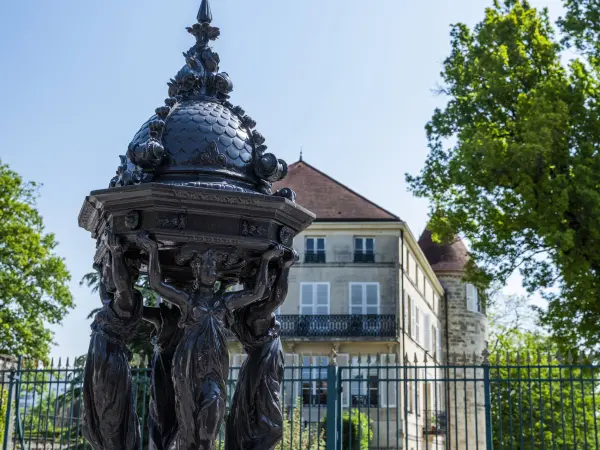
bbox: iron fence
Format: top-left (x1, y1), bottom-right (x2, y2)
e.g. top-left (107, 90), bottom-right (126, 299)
top-left (1, 353), bottom-right (599, 450)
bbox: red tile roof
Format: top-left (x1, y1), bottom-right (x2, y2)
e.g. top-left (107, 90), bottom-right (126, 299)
top-left (418, 229), bottom-right (469, 273)
top-left (273, 161), bottom-right (400, 221)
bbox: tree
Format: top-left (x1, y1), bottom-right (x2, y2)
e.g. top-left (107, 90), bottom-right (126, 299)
top-left (406, 0), bottom-right (600, 351)
top-left (489, 328), bottom-right (600, 448)
top-left (0, 161), bottom-right (73, 361)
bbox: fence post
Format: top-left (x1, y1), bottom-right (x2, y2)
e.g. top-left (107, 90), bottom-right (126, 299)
top-left (2, 357), bottom-right (20, 450)
top-left (326, 355), bottom-right (338, 450)
top-left (482, 350), bottom-right (493, 450)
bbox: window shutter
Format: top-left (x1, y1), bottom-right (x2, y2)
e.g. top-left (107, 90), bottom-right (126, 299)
top-left (338, 353), bottom-right (350, 407)
top-left (403, 292), bottom-right (408, 333)
top-left (283, 353), bottom-right (300, 408)
top-left (424, 314), bottom-right (431, 350)
top-left (411, 301), bottom-right (416, 340)
top-left (379, 354), bottom-right (397, 407)
top-left (436, 327), bottom-right (442, 362)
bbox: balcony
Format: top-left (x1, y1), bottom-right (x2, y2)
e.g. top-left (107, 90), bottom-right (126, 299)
top-left (278, 314), bottom-right (397, 338)
top-left (353, 251), bottom-right (375, 263)
top-left (304, 251), bottom-right (326, 264)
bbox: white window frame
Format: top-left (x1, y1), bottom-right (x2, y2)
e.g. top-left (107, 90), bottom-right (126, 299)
top-left (305, 237), bottom-right (326, 253)
top-left (354, 237), bottom-right (376, 254)
top-left (349, 282), bottom-right (380, 315)
top-left (423, 313), bottom-right (431, 351)
top-left (301, 355), bottom-right (329, 405)
top-left (415, 306), bottom-right (421, 343)
top-left (432, 324), bottom-right (438, 360)
top-left (300, 282), bottom-right (330, 315)
top-left (466, 283), bottom-right (480, 312)
top-left (350, 355), bottom-right (379, 407)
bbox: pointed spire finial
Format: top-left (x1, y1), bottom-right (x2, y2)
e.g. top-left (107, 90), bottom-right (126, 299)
top-left (197, 0), bottom-right (213, 24)
top-left (299, 146), bottom-right (303, 162)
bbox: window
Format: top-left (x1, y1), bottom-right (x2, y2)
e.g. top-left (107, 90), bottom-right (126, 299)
top-left (408, 253), bottom-right (416, 281)
top-left (436, 327), bottom-right (441, 361)
top-left (404, 292), bottom-right (412, 335)
top-left (432, 325), bottom-right (438, 360)
top-left (466, 283), bottom-right (481, 312)
top-left (305, 237), bottom-right (326, 263)
top-left (416, 369), bottom-right (422, 416)
top-left (350, 356), bottom-right (379, 407)
top-left (300, 283), bottom-right (330, 315)
top-left (349, 283), bottom-right (379, 315)
top-left (302, 356), bottom-right (328, 405)
top-left (407, 366), bottom-right (415, 412)
top-left (423, 313), bottom-right (431, 350)
top-left (354, 237), bottom-right (375, 263)
top-left (416, 267), bottom-right (422, 291)
top-left (415, 306), bottom-right (421, 343)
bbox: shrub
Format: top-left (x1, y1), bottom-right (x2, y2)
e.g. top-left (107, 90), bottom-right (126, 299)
top-left (322, 409), bottom-right (373, 450)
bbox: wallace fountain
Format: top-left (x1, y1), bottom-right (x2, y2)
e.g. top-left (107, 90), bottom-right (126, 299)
top-left (77, 1), bottom-right (315, 449)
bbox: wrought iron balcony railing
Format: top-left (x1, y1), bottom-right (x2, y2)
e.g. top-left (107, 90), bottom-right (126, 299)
top-left (353, 251), bottom-right (376, 263)
top-left (304, 251), bottom-right (326, 263)
top-left (278, 314), bottom-right (397, 338)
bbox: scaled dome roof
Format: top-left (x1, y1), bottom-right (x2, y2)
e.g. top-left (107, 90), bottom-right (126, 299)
top-left (109, 0), bottom-right (288, 195)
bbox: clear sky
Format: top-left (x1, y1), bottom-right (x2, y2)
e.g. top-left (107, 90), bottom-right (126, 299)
top-left (0, 0), bottom-right (563, 358)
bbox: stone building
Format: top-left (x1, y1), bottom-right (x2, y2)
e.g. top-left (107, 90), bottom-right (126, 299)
top-left (229, 160), bottom-right (489, 449)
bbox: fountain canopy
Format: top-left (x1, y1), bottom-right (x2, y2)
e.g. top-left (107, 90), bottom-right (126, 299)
top-left (78, 0), bottom-right (314, 279)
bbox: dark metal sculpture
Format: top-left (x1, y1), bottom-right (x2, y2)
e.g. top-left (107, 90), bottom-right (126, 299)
top-left (82, 235), bottom-right (142, 450)
top-left (225, 249), bottom-right (298, 450)
top-left (78, 1), bottom-right (314, 449)
top-left (144, 302), bottom-right (182, 450)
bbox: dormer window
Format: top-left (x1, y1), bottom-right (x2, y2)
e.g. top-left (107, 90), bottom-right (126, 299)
top-left (354, 237), bottom-right (375, 263)
top-left (305, 237), bottom-right (326, 263)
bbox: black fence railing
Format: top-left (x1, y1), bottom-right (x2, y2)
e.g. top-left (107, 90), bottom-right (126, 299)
top-left (278, 314), bottom-right (397, 338)
top-left (3, 353), bottom-right (600, 450)
top-left (304, 251), bottom-right (326, 263)
top-left (353, 251), bottom-right (375, 263)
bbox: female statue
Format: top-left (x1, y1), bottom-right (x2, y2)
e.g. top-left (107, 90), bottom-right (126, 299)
top-left (143, 302), bottom-right (182, 450)
top-left (82, 232), bottom-right (143, 450)
top-left (136, 232), bottom-right (284, 450)
top-left (225, 248), bottom-right (298, 450)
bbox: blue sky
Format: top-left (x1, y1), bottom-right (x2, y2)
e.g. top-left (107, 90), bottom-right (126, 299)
top-left (0, 0), bottom-right (563, 357)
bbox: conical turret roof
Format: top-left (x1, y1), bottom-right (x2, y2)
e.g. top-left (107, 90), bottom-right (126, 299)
top-left (418, 228), bottom-right (469, 273)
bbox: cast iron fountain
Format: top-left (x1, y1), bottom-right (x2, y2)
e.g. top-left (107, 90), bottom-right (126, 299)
top-left (77, 2), bottom-right (314, 449)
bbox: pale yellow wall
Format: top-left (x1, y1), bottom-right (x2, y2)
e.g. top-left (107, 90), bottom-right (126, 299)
top-left (280, 225), bottom-right (401, 315)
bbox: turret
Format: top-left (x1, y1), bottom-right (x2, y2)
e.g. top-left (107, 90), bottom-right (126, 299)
top-left (419, 228), bottom-right (488, 450)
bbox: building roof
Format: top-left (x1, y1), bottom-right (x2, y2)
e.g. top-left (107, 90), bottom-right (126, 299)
top-left (418, 228), bottom-right (469, 273)
top-left (273, 161), bottom-right (400, 221)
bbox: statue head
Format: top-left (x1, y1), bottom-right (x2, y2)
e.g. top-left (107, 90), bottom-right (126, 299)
top-left (191, 250), bottom-right (218, 289)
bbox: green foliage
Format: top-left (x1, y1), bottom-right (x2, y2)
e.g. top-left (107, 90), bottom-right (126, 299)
top-left (322, 409), bottom-right (372, 450)
top-left (0, 161), bottom-right (73, 361)
top-left (0, 388), bottom-right (8, 446)
top-left (406, 0), bottom-right (600, 351)
top-left (280, 398), bottom-right (325, 450)
top-left (490, 328), bottom-right (600, 447)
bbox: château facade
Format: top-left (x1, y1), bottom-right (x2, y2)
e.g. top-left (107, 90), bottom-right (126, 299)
top-left (228, 160), bottom-right (489, 449)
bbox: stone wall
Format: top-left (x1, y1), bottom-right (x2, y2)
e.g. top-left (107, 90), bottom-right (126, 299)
top-left (439, 275), bottom-right (488, 450)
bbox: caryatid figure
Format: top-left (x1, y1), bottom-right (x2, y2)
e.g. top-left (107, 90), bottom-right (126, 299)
top-left (136, 232), bottom-right (285, 450)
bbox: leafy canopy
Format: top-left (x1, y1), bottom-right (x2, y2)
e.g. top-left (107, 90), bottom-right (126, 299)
top-left (406, 0), bottom-right (600, 351)
top-left (0, 161), bottom-right (73, 361)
